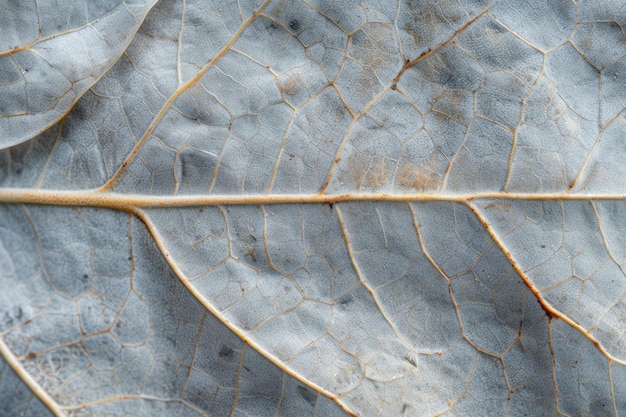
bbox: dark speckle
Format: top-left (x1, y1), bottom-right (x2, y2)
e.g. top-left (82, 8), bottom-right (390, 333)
top-left (218, 345), bottom-right (234, 358)
top-left (338, 294), bottom-right (354, 308)
top-left (404, 355), bottom-right (417, 367)
top-left (297, 385), bottom-right (316, 407)
top-left (289, 19), bottom-right (300, 31)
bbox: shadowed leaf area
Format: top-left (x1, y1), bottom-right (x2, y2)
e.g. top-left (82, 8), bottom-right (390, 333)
top-left (1, 0), bottom-right (626, 416)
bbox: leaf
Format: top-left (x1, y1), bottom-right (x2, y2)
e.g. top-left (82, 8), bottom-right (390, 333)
top-left (1, 0), bottom-right (625, 416)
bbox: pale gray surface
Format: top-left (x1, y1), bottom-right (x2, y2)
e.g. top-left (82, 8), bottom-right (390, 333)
top-left (0, 0), bottom-right (158, 148)
top-left (0, 205), bottom-right (346, 416)
top-left (1, 0), bottom-right (625, 416)
top-left (0, 355), bottom-right (54, 417)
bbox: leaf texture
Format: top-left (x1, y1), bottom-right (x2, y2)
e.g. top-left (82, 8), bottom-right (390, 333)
top-left (1, 0), bottom-right (626, 416)
top-left (0, 354), bottom-right (55, 417)
top-left (0, 0), bottom-right (158, 148)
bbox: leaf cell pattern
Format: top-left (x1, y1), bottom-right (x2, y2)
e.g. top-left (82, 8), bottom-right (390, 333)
top-left (0, 0), bottom-right (159, 148)
top-left (1, 0), bottom-right (626, 416)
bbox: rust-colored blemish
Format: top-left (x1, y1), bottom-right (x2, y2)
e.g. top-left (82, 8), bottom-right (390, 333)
top-left (484, 202), bottom-right (512, 212)
top-left (397, 156), bottom-right (440, 192)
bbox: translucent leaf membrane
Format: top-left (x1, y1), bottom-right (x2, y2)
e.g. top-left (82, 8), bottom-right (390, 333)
top-left (1, 0), bottom-right (626, 416)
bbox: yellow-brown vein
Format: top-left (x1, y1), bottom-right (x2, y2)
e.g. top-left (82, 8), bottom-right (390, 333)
top-left (100, 0), bottom-right (271, 191)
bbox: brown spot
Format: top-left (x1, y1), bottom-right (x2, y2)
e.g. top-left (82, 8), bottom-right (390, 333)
top-left (365, 158), bottom-right (391, 189)
top-left (396, 156), bottom-right (440, 191)
top-left (434, 91), bottom-right (469, 123)
top-left (247, 247), bottom-right (256, 262)
top-left (359, 74), bottom-right (376, 90)
top-left (278, 71), bottom-right (304, 97)
top-left (339, 152), bottom-right (368, 190)
top-left (404, 19), bottom-right (419, 44)
top-left (350, 23), bottom-right (395, 91)
top-left (25, 352), bottom-right (37, 360)
top-left (484, 203), bottom-right (512, 212)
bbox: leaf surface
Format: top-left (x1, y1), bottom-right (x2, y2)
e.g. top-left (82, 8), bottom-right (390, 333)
top-left (1, 0), bottom-right (626, 416)
top-left (0, 0), bottom-right (158, 148)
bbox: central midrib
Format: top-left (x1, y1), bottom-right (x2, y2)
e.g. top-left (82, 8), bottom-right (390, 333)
top-left (0, 188), bottom-right (621, 209)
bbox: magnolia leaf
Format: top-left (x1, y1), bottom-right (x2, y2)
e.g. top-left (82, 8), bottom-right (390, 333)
top-left (1, 0), bottom-right (626, 416)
